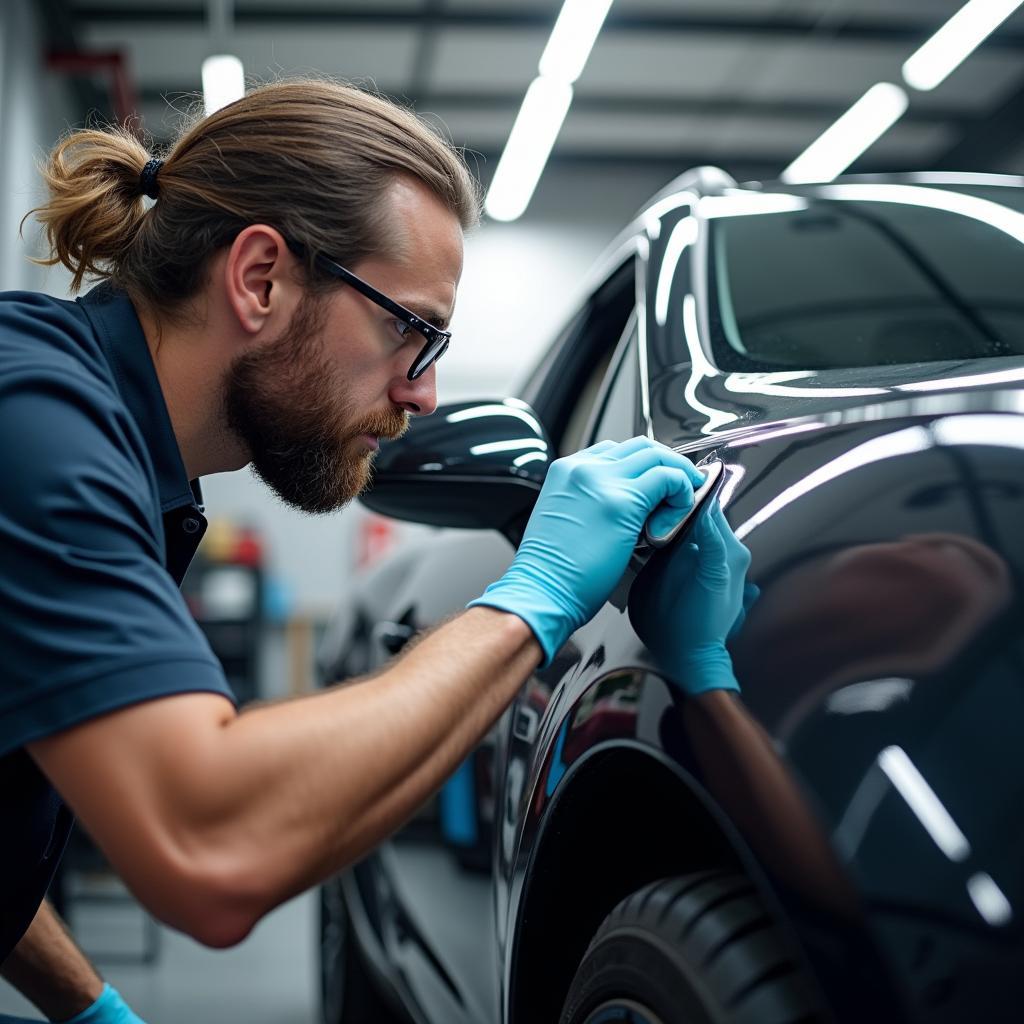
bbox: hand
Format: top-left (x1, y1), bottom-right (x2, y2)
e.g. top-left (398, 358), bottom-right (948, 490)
top-left (629, 501), bottom-right (754, 695)
top-left (61, 985), bottom-right (146, 1024)
top-left (470, 437), bottom-right (704, 664)
top-left (0, 985), bottom-right (145, 1024)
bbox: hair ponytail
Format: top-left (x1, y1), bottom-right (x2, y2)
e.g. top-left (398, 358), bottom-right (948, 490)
top-left (28, 79), bottom-right (481, 311)
top-left (27, 125), bottom-right (155, 293)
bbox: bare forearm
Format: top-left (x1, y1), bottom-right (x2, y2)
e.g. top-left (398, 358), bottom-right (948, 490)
top-left (104, 607), bottom-right (537, 936)
top-left (207, 607), bottom-right (537, 888)
top-left (1, 901), bottom-right (102, 1021)
top-left (31, 607), bottom-right (540, 945)
top-left (212, 606), bottom-right (538, 897)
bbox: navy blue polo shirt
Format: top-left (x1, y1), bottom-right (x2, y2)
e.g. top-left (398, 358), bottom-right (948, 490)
top-left (0, 283), bottom-right (235, 962)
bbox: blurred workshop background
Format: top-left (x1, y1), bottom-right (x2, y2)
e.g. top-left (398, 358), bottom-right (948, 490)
top-left (1, 1), bottom-right (1023, 1022)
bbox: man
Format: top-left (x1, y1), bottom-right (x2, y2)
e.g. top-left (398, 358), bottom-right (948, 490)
top-left (0, 80), bottom-right (711, 1021)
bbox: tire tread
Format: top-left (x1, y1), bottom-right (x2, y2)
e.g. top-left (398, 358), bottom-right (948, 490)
top-left (560, 872), bottom-right (826, 1024)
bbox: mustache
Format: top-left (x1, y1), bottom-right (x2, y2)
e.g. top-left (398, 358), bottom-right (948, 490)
top-left (354, 407), bottom-right (410, 441)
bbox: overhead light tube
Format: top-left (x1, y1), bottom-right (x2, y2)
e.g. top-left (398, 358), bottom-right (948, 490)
top-left (202, 54), bottom-right (245, 116)
top-left (903, 0), bottom-right (1024, 92)
top-left (484, 78), bottom-right (573, 223)
top-left (781, 82), bottom-right (908, 184)
top-left (539, 0), bottom-right (615, 83)
top-left (485, 0), bottom-right (615, 222)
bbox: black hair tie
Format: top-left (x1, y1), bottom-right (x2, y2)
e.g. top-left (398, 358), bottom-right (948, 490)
top-left (139, 158), bottom-right (164, 199)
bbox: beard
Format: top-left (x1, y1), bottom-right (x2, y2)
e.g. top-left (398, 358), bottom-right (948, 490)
top-left (224, 294), bottom-right (409, 514)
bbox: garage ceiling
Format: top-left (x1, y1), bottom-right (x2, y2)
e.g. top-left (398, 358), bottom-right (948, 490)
top-left (44, 0), bottom-right (1024, 182)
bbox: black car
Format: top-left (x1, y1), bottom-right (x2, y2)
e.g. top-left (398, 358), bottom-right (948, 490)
top-left (318, 168), bottom-right (1024, 1024)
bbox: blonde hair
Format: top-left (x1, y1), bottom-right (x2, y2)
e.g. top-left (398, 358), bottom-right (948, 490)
top-left (28, 79), bottom-right (481, 304)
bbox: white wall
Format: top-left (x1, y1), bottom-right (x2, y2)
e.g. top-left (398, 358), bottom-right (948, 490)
top-left (0, 0), bottom-right (77, 294)
top-left (440, 165), bottom-right (671, 401)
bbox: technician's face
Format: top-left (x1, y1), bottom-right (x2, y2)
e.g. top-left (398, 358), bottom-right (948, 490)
top-left (225, 177), bottom-right (464, 514)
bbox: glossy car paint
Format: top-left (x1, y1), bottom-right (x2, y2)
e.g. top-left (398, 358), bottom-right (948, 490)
top-left (330, 171), bottom-right (1024, 1024)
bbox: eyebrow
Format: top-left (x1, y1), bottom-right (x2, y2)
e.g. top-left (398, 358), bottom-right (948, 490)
top-left (404, 303), bottom-right (451, 331)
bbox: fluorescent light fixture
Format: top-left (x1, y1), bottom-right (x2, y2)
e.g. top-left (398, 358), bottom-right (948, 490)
top-left (654, 217), bottom-right (698, 325)
top-left (826, 678), bottom-right (915, 715)
top-left (446, 403), bottom-right (545, 435)
top-left (878, 745), bottom-right (971, 862)
top-left (202, 54), bottom-right (245, 116)
top-left (735, 426), bottom-right (931, 539)
top-left (897, 367), bottom-right (1024, 392)
top-left (781, 83), bottom-right (908, 184)
top-left (486, 0), bottom-right (615, 221)
top-left (967, 872), bottom-right (1013, 926)
top-left (931, 414), bottom-right (1024, 449)
top-left (469, 438), bottom-right (548, 456)
top-left (697, 194), bottom-right (809, 219)
top-left (724, 371), bottom-right (888, 400)
top-left (818, 183), bottom-right (1024, 245)
top-left (903, 0), bottom-right (1024, 91)
top-left (484, 77), bottom-right (573, 222)
top-left (538, 0), bottom-right (615, 83)
top-left (681, 294), bottom-right (740, 434)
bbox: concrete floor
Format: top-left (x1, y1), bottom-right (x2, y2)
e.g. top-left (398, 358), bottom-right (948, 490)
top-left (0, 889), bottom-right (318, 1023)
top-left (0, 842), bottom-right (495, 1023)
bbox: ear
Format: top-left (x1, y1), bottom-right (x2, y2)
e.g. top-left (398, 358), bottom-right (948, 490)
top-left (222, 225), bottom-right (300, 336)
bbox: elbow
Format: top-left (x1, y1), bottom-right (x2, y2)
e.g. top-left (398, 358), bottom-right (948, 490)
top-left (172, 854), bottom-right (276, 948)
top-left (183, 910), bottom-right (256, 950)
top-left (120, 840), bottom-right (275, 949)
top-left (175, 889), bottom-right (258, 949)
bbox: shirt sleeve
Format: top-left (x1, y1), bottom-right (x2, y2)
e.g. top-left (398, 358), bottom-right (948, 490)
top-left (0, 367), bottom-right (235, 756)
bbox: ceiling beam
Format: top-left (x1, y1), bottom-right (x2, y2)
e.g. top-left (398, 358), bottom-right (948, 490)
top-left (934, 74), bottom-right (1024, 171)
top-left (72, 4), bottom-right (1024, 50)
top-left (138, 86), bottom-right (974, 128)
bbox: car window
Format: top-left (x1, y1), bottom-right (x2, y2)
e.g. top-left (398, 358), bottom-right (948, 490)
top-left (705, 185), bottom-right (1024, 370)
top-left (560, 345), bottom-right (616, 454)
top-left (520, 259), bottom-right (636, 456)
top-left (585, 312), bottom-right (639, 445)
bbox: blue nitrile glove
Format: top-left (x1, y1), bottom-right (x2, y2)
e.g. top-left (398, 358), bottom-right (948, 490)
top-left (61, 985), bottom-right (146, 1024)
top-left (469, 436), bottom-right (704, 664)
top-left (629, 501), bottom-right (754, 695)
top-left (0, 985), bottom-right (145, 1024)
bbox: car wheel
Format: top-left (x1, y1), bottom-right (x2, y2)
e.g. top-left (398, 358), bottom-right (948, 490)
top-left (319, 875), bottom-right (404, 1024)
top-left (559, 871), bottom-right (824, 1024)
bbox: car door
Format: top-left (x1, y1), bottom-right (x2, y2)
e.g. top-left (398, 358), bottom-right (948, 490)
top-left (633, 183), bottom-right (1024, 1020)
top-left (358, 255), bottom-right (641, 1024)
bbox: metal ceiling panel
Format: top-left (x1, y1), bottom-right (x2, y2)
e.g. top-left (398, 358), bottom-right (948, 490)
top-left (555, 108), bottom-right (952, 160)
top-left (752, 40), bottom-right (1024, 111)
top-left (427, 28), bottom-right (548, 91)
top-left (81, 24), bottom-right (421, 92)
top-left (610, 0), bottom-right (964, 21)
top-left (58, 0), bottom-right (1024, 172)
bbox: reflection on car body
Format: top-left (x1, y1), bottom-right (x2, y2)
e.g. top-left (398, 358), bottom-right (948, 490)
top-left (318, 168), bottom-right (1024, 1024)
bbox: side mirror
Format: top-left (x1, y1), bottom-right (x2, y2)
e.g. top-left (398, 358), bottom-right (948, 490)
top-left (359, 399), bottom-right (552, 541)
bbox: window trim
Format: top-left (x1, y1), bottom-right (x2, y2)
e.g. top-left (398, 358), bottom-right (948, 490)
top-left (582, 309), bottom-right (640, 448)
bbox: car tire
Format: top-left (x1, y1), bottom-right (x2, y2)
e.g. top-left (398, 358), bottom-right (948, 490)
top-left (559, 870), bottom-right (824, 1024)
top-left (319, 875), bottom-right (404, 1024)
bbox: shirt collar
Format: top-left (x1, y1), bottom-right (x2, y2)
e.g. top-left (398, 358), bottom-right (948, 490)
top-left (78, 283), bottom-right (198, 513)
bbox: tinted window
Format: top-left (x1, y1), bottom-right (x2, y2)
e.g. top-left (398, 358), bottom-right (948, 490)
top-left (522, 260), bottom-right (636, 456)
top-left (707, 185), bottom-right (1024, 370)
top-left (588, 314), bottom-right (639, 444)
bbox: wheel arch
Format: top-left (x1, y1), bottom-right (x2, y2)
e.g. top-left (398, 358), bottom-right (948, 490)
top-left (507, 740), bottom-right (769, 1024)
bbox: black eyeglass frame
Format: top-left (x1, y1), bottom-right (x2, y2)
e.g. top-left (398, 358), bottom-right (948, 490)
top-left (287, 240), bottom-right (451, 381)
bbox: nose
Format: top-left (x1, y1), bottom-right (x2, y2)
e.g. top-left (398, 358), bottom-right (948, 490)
top-left (389, 361), bottom-right (438, 417)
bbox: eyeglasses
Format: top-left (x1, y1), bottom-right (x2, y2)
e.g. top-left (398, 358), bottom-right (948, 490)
top-left (287, 241), bottom-right (451, 381)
